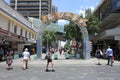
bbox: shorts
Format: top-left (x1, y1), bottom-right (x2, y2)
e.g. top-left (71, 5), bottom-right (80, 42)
top-left (47, 59), bottom-right (52, 63)
top-left (97, 54), bottom-right (101, 59)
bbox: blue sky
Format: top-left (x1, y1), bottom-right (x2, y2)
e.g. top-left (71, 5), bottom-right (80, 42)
top-left (52, 0), bottom-right (101, 25)
top-left (52, 0), bottom-right (100, 14)
top-left (4, 0), bottom-right (101, 25)
top-left (5, 0), bottom-right (10, 4)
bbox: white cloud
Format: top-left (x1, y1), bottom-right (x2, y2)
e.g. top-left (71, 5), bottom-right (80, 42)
top-left (57, 20), bottom-right (69, 25)
top-left (78, 9), bottom-right (85, 17)
top-left (78, 6), bottom-right (95, 17)
top-left (89, 6), bottom-right (95, 12)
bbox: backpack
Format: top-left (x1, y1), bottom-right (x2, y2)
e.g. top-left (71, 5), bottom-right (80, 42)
top-left (45, 54), bottom-right (51, 60)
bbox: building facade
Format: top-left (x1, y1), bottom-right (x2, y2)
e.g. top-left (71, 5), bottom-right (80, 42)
top-left (92, 0), bottom-right (120, 60)
top-left (52, 5), bottom-right (58, 13)
top-left (10, 0), bottom-right (52, 19)
top-left (0, 0), bottom-right (37, 56)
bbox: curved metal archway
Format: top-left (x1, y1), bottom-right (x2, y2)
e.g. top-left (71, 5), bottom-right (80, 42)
top-left (37, 12), bottom-right (91, 59)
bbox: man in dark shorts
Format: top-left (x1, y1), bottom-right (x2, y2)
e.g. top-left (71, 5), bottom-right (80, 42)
top-left (45, 51), bottom-right (55, 72)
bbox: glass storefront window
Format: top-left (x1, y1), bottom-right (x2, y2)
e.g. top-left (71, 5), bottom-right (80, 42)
top-left (14, 25), bottom-right (17, 34)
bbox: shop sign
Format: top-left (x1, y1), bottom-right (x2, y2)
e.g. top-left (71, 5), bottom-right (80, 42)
top-left (27, 39), bottom-right (36, 43)
top-left (18, 35), bottom-right (27, 41)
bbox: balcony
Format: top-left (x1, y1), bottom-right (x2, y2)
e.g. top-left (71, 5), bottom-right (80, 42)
top-left (17, 6), bottom-right (39, 9)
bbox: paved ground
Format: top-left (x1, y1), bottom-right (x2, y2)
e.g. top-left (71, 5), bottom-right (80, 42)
top-left (0, 56), bottom-right (120, 80)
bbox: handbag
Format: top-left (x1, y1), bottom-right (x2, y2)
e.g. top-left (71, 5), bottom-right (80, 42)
top-left (112, 56), bottom-right (114, 63)
top-left (45, 54), bottom-right (51, 60)
top-left (45, 55), bottom-right (48, 59)
top-left (100, 50), bottom-right (103, 56)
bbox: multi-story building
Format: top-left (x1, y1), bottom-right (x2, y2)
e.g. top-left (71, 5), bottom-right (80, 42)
top-left (10, 0), bottom-right (52, 18)
top-left (52, 5), bottom-right (58, 13)
top-left (0, 0), bottom-right (37, 56)
top-left (92, 0), bottom-right (120, 59)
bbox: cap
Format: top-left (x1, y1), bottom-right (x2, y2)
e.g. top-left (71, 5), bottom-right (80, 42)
top-left (25, 48), bottom-right (28, 51)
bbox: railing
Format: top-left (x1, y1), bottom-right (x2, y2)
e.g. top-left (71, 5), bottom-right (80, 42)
top-left (0, 27), bottom-right (18, 37)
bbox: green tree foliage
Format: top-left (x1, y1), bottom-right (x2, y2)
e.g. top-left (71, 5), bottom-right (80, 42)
top-left (64, 21), bottom-right (82, 42)
top-left (85, 8), bottom-right (100, 35)
top-left (42, 30), bottom-right (56, 47)
top-left (64, 43), bottom-right (70, 50)
top-left (64, 8), bottom-right (100, 42)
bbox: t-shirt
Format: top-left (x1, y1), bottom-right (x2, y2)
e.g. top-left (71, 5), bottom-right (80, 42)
top-left (106, 48), bottom-right (113, 56)
top-left (22, 51), bottom-right (30, 60)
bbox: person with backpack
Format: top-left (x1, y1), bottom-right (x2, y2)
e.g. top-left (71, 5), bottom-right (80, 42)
top-left (45, 49), bottom-right (55, 72)
top-left (96, 47), bottom-right (103, 65)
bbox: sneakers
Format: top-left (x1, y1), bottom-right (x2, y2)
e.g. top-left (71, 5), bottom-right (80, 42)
top-left (52, 69), bottom-right (55, 72)
top-left (45, 69), bottom-right (55, 72)
top-left (26, 67), bottom-right (28, 69)
top-left (98, 62), bottom-right (101, 65)
top-left (45, 69), bottom-right (49, 72)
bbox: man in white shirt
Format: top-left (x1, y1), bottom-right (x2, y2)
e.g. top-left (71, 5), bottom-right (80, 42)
top-left (22, 48), bottom-right (31, 70)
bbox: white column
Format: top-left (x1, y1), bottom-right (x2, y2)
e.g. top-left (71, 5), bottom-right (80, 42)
top-left (39, 0), bottom-right (41, 19)
top-left (15, 0), bottom-right (17, 10)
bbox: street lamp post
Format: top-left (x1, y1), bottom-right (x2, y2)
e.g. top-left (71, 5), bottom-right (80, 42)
top-left (15, 0), bottom-right (18, 10)
top-left (39, 0), bottom-right (41, 19)
top-left (46, 34), bottom-right (49, 54)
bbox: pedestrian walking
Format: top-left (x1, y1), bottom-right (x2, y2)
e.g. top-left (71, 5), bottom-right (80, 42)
top-left (45, 50), bottom-right (55, 72)
top-left (0, 47), bottom-right (4, 61)
top-left (102, 48), bottom-right (106, 59)
top-left (106, 46), bottom-right (113, 66)
top-left (95, 47), bottom-right (103, 65)
top-left (22, 48), bottom-right (31, 70)
top-left (6, 48), bottom-right (13, 70)
top-left (59, 47), bottom-right (62, 55)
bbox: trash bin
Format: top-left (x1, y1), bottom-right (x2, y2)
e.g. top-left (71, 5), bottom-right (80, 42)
top-left (66, 53), bottom-right (70, 59)
top-left (54, 54), bottom-right (58, 60)
top-left (76, 53), bottom-right (80, 59)
top-left (14, 54), bottom-right (19, 60)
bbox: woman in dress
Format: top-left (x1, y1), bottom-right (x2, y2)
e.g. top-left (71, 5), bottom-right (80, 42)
top-left (6, 48), bottom-right (13, 70)
top-left (96, 47), bottom-right (102, 65)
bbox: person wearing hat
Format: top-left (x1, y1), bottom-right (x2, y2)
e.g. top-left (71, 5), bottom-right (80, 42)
top-left (22, 48), bottom-right (31, 70)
